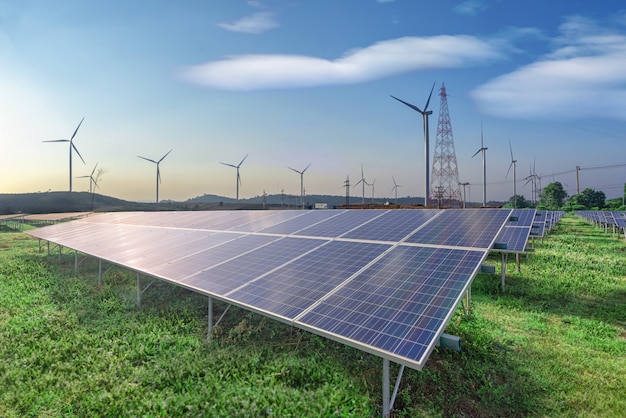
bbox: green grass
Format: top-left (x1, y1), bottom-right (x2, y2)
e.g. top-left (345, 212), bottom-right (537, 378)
top-left (0, 216), bottom-right (625, 417)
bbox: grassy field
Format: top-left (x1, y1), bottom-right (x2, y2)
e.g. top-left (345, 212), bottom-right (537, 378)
top-left (0, 215), bottom-right (624, 417)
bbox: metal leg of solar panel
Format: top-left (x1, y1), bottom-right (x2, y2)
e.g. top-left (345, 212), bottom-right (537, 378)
top-left (207, 298), bottom-right (231, 342)
top-left (136, 272), bottom-right (155, 309)
top-left (516, 253), bottom-right (521, 273)
top-left (382, 358), bottom-right (404, 417)
top-left (501, 253), bottom-right (507, 291)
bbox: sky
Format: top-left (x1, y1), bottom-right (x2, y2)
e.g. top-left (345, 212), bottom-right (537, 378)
top-left (1, 0), bottom-right (626, 203)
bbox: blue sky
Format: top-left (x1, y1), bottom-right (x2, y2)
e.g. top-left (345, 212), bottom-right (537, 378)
top-left (2, 0), bottom-right (626, 203)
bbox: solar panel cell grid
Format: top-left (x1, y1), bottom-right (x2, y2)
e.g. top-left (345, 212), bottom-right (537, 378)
top-left (342, 209), bottom-right (439, 242)
top-left (227, 240), bottom-right (391, 319)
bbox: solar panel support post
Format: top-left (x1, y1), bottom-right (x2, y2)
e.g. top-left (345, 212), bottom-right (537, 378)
top-left (98, 259), bottom-right (102, 286)
top-left (464, 287), bottom-right (471, 315)
top-left (137, 272), bottom-right (141, 309)
top-left (501, 253), bottom-right (507, 291)
top-left (516, 253), bottom-right (521, 273)
top-left (382, 358), bottom-right (404, 417)
top-left (207, 297), bottom-right (213, 342)
top-left (74, 250), bottom-right (78, 273)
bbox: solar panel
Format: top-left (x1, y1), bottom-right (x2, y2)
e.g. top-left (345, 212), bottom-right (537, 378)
top-left (404, 209), bottom-right (511, 248)
top-left (26, 208), bottom-right (512, 370)
top-left (296, 245), bottom-right (484, 365)
top-left (493, 227), bottom-right (531, 253)
top-left (342, 209), bottom-right (439, 242)
top-left (226, 240), bottom-right (391, 319)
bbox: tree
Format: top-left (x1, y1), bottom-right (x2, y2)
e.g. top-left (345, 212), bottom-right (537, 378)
top-left (566, 188), bottom-right (605, 210)
top-left (538, 182), bottom-right (567, 210)
top-left (504, 194), bottom-right (531, 209)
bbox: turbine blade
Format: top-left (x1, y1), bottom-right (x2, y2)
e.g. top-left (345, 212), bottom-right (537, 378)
top-left (159, 149), bottom-right (172, 163)
top-left (43, 139), bottom-right (69, 143)
top-left (90, 163), bottom-right (98, 176)
top-left (390, 95), bottom-right (424, 114)
top-left (237, 171), bottom-right (242, 185)
top-left (139, 156), bottom-right (158, 164)
top-left (157, 166), bottom-right (161, 184)
top-left (238, 154), bottom-right (249, 167)
top-left (506, 162), bottom-right (512, 178)
top-left (220, 162), bottom-right (237, 168)
top-left (70, 117), bottom-right (85, 141)
top-left (508, 139), bottom-right (514, 161)
top-left (302, 163), bottom-right (311, 173)
top-left (72, 142), bottom-right (86, 164)
top-left (471, 149), bottom-right (481, 158)
top-left (288, 166), bottom-right (300, 174)
top-left (424, 81), bottom-right (436, 111)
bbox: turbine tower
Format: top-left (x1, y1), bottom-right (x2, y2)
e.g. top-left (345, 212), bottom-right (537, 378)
top-left (220, 154), bottom-right (248, 200)
top-left (43, 117), bottom-right (86, 192)
top-left (430, 83), bottom-right (462, 207)
top-left (506, 139), bottom-right (518, 208)
top-left (138, 149), bottom-right (172, 208)
top-left (288, 163), bottom-right (311, 209)
top-left (391, 82), bottom-right (435, 207)
top-left (472, 123), bottom-right (488, 207)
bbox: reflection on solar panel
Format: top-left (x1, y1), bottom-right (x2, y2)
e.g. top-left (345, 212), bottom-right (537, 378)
top-left (27, 208), bottom-right (512, 370)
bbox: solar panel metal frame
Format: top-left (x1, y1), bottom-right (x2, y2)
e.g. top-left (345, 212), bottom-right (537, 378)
top-left (26, 208), bottom-right (511, 370)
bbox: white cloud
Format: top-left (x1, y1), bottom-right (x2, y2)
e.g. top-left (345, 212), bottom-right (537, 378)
top-left (217, 11), bottom-right (278, 34)
top-left (180, 35), bottom-right (504, 90)
top-left (472, 16), bottom-right (626, 121)
top-left (453, 0), bottom-right (486, 16)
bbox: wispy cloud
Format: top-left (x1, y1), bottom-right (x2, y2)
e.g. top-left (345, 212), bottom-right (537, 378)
top-left (472, 15), bottom-right (626, 121)
top-left (217, 11), bottom-right (278, 34)
top-left (453, 0), bottom-right (487, 16)
top-left (180, 35), bottom-right (504, 90)
top-left (377, 0), bottom-right (396, 3)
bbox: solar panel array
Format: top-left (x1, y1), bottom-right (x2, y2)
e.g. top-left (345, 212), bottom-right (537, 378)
top-left (493, 209), bottom-right (537, 253)
top-left (27, 208), bottom-right (512, 370)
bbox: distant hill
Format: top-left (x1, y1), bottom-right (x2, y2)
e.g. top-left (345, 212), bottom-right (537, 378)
top-left (0, 192), bottom-right (154, 214)
top-left (1, 191), bottom-right (499, 214)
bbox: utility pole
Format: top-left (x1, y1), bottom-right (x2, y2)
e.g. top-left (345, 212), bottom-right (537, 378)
top-left (575, 165), bottom-right (580, 194)
top-left (344, 176), bottom-right (350, 206)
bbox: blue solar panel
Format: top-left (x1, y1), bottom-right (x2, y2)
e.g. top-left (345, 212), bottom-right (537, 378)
top-left (27, 208), bottom-right (512, 371)
top-left (297, 246), bottom-right (484, 366)
top-left (494, 227), bottom-right (531, 253)
top-left (293, 210), bottom-right (385, 238)
top-left (404, 209), bottom-right (511, 248)
top-left (507, 209), bottom-right (536, 227)
top-left (182, 237), bottom-right (325, 295)
top-left (342, 210), bottom-right (439, 242)
top-left (226, 240), bottom-right (391, 319)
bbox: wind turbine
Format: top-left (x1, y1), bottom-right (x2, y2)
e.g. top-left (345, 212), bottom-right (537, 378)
top-left (220, 154), bottom-right (248, 200)
top-left (391, 82), bottom-right (435, 207)
top-left (288, 163), bottom-right (311, 209)
top-left (77, 163), bottom-right (99, 193)
top-left (353, 165), bottom-right (369, 205)
top-left (471, 122), bottom-right (488, 207)
top-left (43, 117), bottom-right (86, 192)
top-left (370, 178), bottom-right (376, 203)
top-left (506, 139), bottom-right (518, 208)
top-left (138, 149), bottom-right (172, 207)
top-left (391, 176), bottom-right (402, 205)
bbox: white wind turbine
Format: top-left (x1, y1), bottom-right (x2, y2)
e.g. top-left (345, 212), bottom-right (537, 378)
top-left (471, 123), bottom-right (488, 207)
top-left (288, 163), bottom-right (311, 209)
top-left (43, 117), bottom-right (86, 192)
top-left (353, 165), bottom-right (369, 205)
top-left (506, 139), bottom-right (518, 208)
top-left (138, 149), bottom-right (172, 207)
top-left (220, 154), bottom-right (248, 200)
top-left (391, 176), bottom-right (402, 205)
top-left (391, 82), bottom-right (435, 207)
top-left (77, 163), bottom-right (99, 193)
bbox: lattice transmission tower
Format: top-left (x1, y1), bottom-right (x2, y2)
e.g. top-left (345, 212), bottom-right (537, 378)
top-left (431, 83), bottom-right (462, 207)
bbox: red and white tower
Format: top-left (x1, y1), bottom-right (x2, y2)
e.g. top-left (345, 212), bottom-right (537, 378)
top-left (431, 83), bottom-right (462, 207)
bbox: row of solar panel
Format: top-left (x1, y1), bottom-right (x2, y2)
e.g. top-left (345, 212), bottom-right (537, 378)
top-left (576, 211), bottom-right (626, 228)
top-left (28, 209), bottom-right (515, 370)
